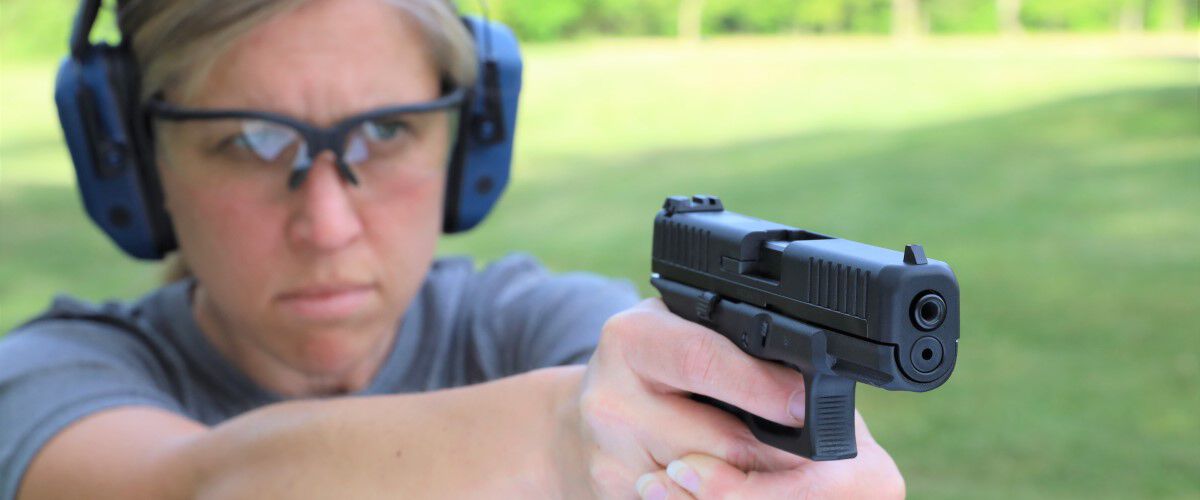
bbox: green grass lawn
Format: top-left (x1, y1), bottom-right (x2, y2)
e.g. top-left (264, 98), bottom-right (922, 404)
top-left (2, 37), bottom-right (1198, 498)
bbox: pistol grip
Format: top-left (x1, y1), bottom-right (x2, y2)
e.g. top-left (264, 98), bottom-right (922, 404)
top-left (693, 373), bottom-right (857, 461)
top-left (653, 276), bottom-right (860, 460)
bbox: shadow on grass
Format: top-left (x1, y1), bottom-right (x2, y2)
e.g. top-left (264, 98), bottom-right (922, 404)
top-left (3, 85), bottom-right (1198, 498)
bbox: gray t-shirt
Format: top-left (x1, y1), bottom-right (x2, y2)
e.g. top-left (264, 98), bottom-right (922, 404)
top-left (0, 254), bottom-right (639, 499)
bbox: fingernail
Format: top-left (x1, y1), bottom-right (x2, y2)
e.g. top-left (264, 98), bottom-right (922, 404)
top-left (788, 387), bottom-right (806, 423)
top-left (666, 460), bottom-right (702, 493)
top-left (635, 473), bottom-right (668, 500)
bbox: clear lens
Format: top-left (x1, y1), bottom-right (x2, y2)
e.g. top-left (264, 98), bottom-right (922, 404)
top-left (155, 102), bottom-right (459, 193)
top-left (339, 109), bottom-right (456, 186)
top-left (342, 113), bottom-right (422, 166)
top-left (156, 118), bottom-right (297, 186)
top-left (241, 120), bottom-right (300, 163)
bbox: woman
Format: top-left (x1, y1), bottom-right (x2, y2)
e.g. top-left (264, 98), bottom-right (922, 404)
top-left (0, 0), bottom-right (904, 498)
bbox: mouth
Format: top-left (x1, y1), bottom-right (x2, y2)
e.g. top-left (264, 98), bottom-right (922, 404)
top-left (275, 283), bottom-right (376, 321)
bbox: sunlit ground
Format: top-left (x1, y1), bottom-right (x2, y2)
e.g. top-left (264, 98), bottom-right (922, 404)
top-left (2, 35), bottom-right (1197, 498)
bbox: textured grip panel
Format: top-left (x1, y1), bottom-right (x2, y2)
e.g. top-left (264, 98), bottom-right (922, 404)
top-left (812, 394), bottom-right (854, 456)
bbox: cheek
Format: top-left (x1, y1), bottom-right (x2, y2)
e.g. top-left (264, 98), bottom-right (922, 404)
top-left (160, 166), bottom-right (285, 293)
top-left (365, 176), bottom-right (445, 298)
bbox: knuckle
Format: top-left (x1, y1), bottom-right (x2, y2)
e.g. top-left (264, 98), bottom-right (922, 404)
top-left (609, 305), bottom-right (658, 330)
top-left (601, 308), bottom-right (635, 335)
top-left (599, 308), bottom-right (650, 349)
top-left (586, 457), bottom-right (628, 496)
top-left (679, 331), bottom-right (721, 389)
top-left (597, 312), bottom-right (629, 345)
top-left (595, 312), bottom-right (637, 360)
top-left (721, 431), bottom-right (764, 472)
top-left (578, 388), bottom-right (631, 435)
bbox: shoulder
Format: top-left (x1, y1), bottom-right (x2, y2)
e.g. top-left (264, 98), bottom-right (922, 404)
top-left (428, 252), bottom-right (638, 310)
top-left (0, 287), bottom-right (190, 500)
top-left (418, 252), bottom-right (559, 308)
top-left (0, 285), bottom-right (184, 385)
top-left (367, 254), bottom-right (640, 387)
top-left (421, 252), bottom-right (641, 338)
top-left (423, 252), bottom-right (544, 285)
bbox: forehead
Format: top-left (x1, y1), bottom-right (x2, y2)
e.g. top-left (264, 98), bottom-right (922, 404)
top-left (184, 0), bottom-right (439, 121)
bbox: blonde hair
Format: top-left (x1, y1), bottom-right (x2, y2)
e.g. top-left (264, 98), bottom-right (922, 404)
top-left (115, 0), bottom-right (478, 282)
top-left (120, 0), bottom-right (477, 102)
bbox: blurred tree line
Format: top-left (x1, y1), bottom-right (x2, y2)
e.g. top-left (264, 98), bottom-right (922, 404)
top-left (1, 0), bottom-right (1197, 61)
top-left (481, 0), bottom-right (1199, 41)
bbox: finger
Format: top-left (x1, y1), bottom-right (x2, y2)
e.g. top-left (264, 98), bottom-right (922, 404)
top-left (665, 452), bottom-right (841, 499)
top-left (661, 412), bottom-right (901, 498)
top-left (739, 414), bottom-right (904, 500)
top-left (778, 409), bottom-right (903, 498)
top-left (665, 453), bottom-right (748, 499)
top-left (635, 470), bottom-right (696, 500)
top-left (638, 391), bottom-right (809, 472)
top-left (609, 299), bottom-right (807, 427)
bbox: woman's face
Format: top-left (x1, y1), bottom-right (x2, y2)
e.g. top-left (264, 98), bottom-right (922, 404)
top-left (155, 0), bottom-right (451, 379)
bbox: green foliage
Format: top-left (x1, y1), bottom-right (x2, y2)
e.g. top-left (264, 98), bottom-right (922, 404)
top-left (492, 0), bottom-right (587, 41)
top-left (795, 0), bottom-right (849, 33)
top-left (703, 0), bottom-right (796, 33)
top-left (0, 0), bottom-right (74, 62)
top-left (842, 0), bottom-right (893, 33)
top-left (1145, 0), bottom-right (1200, 29)
top-left (0, 0), bottom-right (120, 63)
top-left (481, 0), bottom-right (1199, 40)
top-left (926, 0), bottom-right (999, 33)
top-left (1022, 0), bottom-right (1124, 31)
top-left (487, 0), bottom-right (682, 40)
top-left (580, 0), bottom-right (679, 36)
top-left (2, 0), bottom-right (1197, 54)
top-left (697, 0), bottom-right (892, 34)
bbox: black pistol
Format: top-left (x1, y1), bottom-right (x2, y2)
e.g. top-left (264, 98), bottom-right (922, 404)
top-left (650, 195), bottom-right (959, 461)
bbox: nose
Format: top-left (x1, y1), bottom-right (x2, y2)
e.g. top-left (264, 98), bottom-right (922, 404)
top-left (286, 151), bottom-right (364, 252)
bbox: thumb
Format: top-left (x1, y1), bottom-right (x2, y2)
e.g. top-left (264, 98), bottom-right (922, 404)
top-left (665, 453), bottom-right (748, 498)
top-left (667, 453), bottom-right (837, 499)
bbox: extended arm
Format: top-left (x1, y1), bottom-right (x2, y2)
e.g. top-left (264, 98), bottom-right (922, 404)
top-left (19, 366), bottom-right (581, 499)
top-left (20, 300), bottom-right (905, 500)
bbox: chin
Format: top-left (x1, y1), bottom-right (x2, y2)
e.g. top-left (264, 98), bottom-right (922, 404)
top-left (291, 325), bottom-right (384, 377)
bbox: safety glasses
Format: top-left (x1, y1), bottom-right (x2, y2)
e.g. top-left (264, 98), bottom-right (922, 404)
top-left (147, 88), bottom-right (465, 190)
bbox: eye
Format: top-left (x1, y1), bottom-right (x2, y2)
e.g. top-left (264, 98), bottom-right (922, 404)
top-left (363, 118), bottom-right (411, 142)
top-left (213, 120), bottom-right (300, 165)
top-left (213, 133), bottom-right (256, 158)
top-left (220, 134), bottom-right (250, 150)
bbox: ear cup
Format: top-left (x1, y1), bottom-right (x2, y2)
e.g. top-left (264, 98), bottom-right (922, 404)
top-left (55, 42), bottom-right (175, 260)
top-left (107, 43), bottom-right (177, 255)
top-left (442, 17), bottom-right (522, 234)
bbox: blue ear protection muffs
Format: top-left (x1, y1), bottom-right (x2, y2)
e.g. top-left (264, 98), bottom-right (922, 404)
top-left (447, 15), bottom-right (522, 235)
top-left (55, 0), bottom-right (522, 260)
